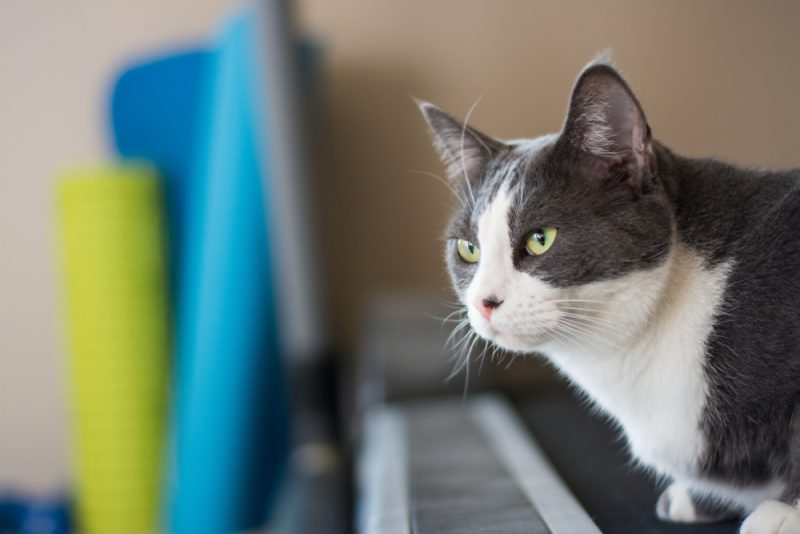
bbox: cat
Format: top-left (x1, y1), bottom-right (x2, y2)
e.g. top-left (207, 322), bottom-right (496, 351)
top-left (419, 57), bottom-right (800, 534)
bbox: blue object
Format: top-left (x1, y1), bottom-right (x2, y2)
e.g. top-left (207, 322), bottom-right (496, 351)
top-left (170, 14), bottom-right (288, 533)
top-left (108, 10), bottom-right (290, 534)
top-left (108, 9), bottom-right (289, 534)
top-left (0, 493), bottom-right (71, 534)
top-left (110, 49), bottom-right (211, 300)
top-left (170, 16), bottom-right (287, 534)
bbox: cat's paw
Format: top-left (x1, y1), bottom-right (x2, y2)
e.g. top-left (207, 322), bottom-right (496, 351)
top-left (740, 500), bottom-right (800, 534)
top-left (657, 482), bottom-right (739, 524)
top-left (657, 482), bottom-right (701, 523)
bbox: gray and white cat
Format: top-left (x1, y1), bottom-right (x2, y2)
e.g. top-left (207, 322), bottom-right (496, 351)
top-left (419, 58), bottom-right (800, 534)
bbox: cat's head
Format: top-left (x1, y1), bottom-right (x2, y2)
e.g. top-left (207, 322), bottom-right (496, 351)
top-left (420, 59), bottom-right (674, 354)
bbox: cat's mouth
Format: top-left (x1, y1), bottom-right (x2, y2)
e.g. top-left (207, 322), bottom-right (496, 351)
top-left (470, 315), bottom-right (550, 353)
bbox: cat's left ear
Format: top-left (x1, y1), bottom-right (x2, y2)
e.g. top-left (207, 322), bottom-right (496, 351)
top-left (559, 60), bottom-right (656, 194)
top-left (418, 100), bottom-right (504, 184)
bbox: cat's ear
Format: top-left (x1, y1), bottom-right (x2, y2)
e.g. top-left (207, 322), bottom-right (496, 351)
top-left (417, 100), bottom-right (504, 184)
top-left (559, 59), bottom-right (656, 194)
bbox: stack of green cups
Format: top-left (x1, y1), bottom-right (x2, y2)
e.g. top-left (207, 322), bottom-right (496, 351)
top-left (57, 164), bottom-right (169, 533)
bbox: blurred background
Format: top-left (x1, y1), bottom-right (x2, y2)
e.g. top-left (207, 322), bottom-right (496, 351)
top-left (2, 1), bottom-right (800, 532)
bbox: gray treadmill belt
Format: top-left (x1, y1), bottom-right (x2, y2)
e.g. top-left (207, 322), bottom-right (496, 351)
top-left (407, 402), bottom-right (548, 533)
top-left (358, 395), bottom-right (601, 534)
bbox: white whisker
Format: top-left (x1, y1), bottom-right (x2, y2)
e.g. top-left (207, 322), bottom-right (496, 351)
top-left (558, 311), bottom-right (620, 330)
top-left (557, 318), bottom-right (623, 351)
top-left (407, 169), bottom-right (465, 204)
top-left (459, 96), bottom-right (483, 207)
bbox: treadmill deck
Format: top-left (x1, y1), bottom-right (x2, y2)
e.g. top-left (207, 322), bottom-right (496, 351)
top-left (358, 393), bottom-right (740, 534)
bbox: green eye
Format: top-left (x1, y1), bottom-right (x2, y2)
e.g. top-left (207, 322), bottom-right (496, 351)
top-left (456, 239), bottom-right (480, 263)
top-left (525, 227), bottom-right (558, 256)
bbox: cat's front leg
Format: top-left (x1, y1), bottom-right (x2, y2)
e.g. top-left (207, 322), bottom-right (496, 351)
top-left (739, 500), bottom-right (800, 534)
top-left (656, 481), bottom-right (740, 524)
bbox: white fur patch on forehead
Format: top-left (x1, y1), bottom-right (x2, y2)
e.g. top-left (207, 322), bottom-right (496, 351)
top-left (473, 184), bottom-right (514, 294)
top-left (478, 184), bottom-right (512, 247)
top-left (473, 135), bottom-right (555, 211)
top-left (505, 133), bottom-right (557, 207)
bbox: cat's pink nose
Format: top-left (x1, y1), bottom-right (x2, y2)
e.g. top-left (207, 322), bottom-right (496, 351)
top-left (478, 297), bottom-right (503, 319)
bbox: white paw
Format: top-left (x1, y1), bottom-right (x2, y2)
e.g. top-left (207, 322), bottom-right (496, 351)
top-left (656, 482), bottom-right (698, 523)
top-left (740, 500), bottom-right (800, 534)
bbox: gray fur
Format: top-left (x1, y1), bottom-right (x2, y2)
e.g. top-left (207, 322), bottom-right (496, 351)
top-left (421, 61), bottom-right (800, 521)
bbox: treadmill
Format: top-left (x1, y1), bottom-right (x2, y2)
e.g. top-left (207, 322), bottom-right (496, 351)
top-left (353, 297), bottom-right (740, 534)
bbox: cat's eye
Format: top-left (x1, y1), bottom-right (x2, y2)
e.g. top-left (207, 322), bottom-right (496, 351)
top-left (525, 227), bottom-right (558, 256)
top-left (456, 239), bottom-right (480, 263)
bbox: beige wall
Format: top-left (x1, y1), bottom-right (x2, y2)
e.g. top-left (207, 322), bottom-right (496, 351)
top-left (3, 0), bottom-right (800, 490)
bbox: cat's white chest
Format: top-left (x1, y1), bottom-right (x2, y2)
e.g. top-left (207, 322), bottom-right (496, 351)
top-left (605, 335), bottom-right (709, 478)
top-left (552, 344), bottom-right (708, 479)
top-left (544, 246), bottom-right (731, 479)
